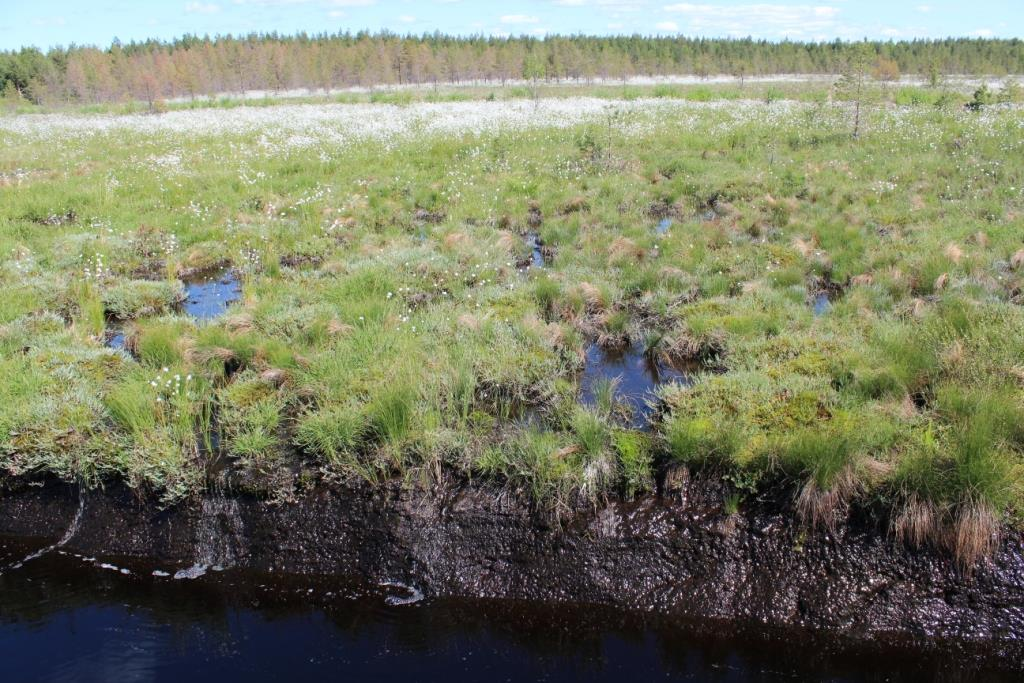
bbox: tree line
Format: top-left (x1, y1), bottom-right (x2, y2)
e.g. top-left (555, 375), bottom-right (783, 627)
top-left (2, 32), bottom-right (1022, 106)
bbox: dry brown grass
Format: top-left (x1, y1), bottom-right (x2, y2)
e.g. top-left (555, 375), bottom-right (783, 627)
top-left (560, 196), bottom-right (590, 214)
top-left (521, 314), bottom-right (565, 349)
top-left (225, 312), bottom-right (254, 333)
top-left (260, 368), bottom-right (288, 386)
top-left (792, 236), bottom-right (816, 258)
top-left (952, 501), bottom-right (1001, 570)
top-left (442, 232), bottom-right (469, 251)
top-left (607, 237), bottom-right (645, 265)
top-left (659, 331), bottom-right (725, 365)
top-left (740, 280), bottom-right (766, 295)
top-left (851, 273), bottom-right (874, 286)
top-left (456, 313), bottom-right (480, 331)
top-left (554, 445), bottom-right (581, 460)
top-left (944, 242), bottom-right (964, 264)
top-left (795, 466), bottom-right (859, 532)
top-left (187, 345), bottom-right (235, 365)
top-left (496, 230), bottom-right (519, 253)
top-left (327, 319), bottom-right (354, 337)
top-left (892, 497), bottom-right (1002, 570)
top-left (578, 282), bottom-right (607, 313)
top-left (893, 494), bottom-right (941, 548)
top-left (941, 339), bottom-right (966, 369)
top-left (910, 297), bottom-right (929, 318)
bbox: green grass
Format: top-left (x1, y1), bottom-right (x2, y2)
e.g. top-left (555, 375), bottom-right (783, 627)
top-left (1, 84), bottom-right (1023, 562)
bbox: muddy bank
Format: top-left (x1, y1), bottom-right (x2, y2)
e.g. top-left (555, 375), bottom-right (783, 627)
top-left (1, 474), bottom-right (1022, 668)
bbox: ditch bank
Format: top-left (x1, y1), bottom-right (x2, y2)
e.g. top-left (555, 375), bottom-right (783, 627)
top-left (1, 473), bottom-right (1022, 668)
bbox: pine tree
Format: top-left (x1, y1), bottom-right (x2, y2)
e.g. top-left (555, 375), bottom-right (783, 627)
top-left (835, 43), bottom-right (873, 139)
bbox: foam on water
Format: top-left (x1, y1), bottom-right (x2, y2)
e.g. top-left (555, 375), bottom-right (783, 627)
top-left (380, 580), bottom-right (425, 606)
top-left (174, 564), bottom-right (209, 580)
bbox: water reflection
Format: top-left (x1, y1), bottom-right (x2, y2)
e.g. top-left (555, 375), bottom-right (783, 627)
top-left (579, 343), bottom-right (691, 428)
top-left (0, 537), bottom-right (1015, 682)
top-left (182, 268), bottom-right (242, 320)
top-left (813, 292), bottom-right (831, 317)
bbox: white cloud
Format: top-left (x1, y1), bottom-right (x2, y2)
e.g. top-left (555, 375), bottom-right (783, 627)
top-left (656, 21), bottom-right (679, 31)
top-left (232, 0), bottom-right (376, 6)
top-left (915, 4), bottom-right (932, 12)
top-left (500, 14), bottom-right (540, 24)
top-left (969, 28), bottom-right (994, 37)
top-left (398, 14), bottom-right (415, 23)
top-left (185, 2), bottom-right (220, 13)
top-left (662, 3), bottom-right (842, 38)
top-left (555, 0), bottom-right (649, 6)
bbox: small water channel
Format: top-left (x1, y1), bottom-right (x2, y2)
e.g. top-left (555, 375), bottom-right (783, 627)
top-left (813, 292), bottom-right (831, 316)
top-left (526, 232), bottom-right (545, 268)
top-left (0, 535), bottom-right (1011, 682)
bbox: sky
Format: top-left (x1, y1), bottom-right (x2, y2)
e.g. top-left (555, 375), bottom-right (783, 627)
top-left (1, 0), bottom-right (1021, 51)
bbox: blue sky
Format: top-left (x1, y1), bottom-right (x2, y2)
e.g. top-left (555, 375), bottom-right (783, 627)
top-left (2, 1), bottom-right (1020, 51)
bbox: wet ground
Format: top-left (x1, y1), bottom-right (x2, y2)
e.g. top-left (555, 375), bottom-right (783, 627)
top-left (579, 343), bottom-right (691, 427)
top-left (0, 535), bottom-right (1012, 683)
top-left (182, 267), bottom-right (242, 320)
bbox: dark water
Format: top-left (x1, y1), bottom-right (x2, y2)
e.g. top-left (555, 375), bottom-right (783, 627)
top-left (0, 537), bottom-right (1014, 682)
top-left (579, 343), bottom-right (691, 427)
top-left (182, 268), bottom-right (242, 320)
